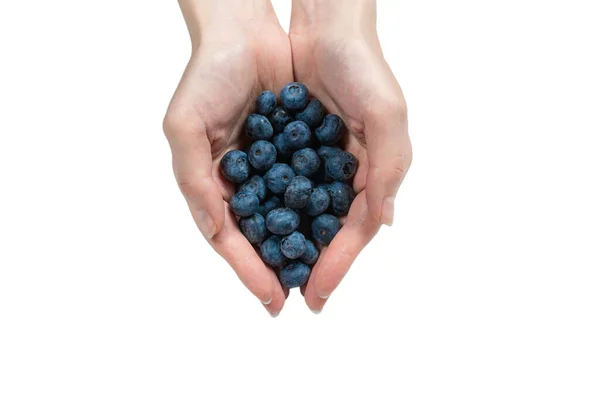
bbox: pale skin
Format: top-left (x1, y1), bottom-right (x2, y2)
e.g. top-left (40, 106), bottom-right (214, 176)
top-left (164, 0), bottom-right (412, 316)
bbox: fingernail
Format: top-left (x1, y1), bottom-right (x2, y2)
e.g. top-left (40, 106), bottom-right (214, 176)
top-left (318, 294), bottom-right (330, 300)
top-left (270, 312), bottom-right (280, 318)
top-left (197, 210), bottom-right (216, 239)
top-left (310, 309), bottom-right (322, 314)
top-left (261, 297), bottom-right (272, 305)
top-left (381, 196), bottom-right (396, 226)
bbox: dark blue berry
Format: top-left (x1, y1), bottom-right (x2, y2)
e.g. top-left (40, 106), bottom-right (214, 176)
top-left (265, 208), bottom-right (300, 235)
top-left (284, 176), bottom-right (312, 209)
top-left (283, 121), bottom-right (311, 150)
top-left (280, 262), bottom-right (311, 288)
top-left (248, 140), bottom-right (277, 171)
top-left (325, 150), bottom-right (358, 181)
top-left (230, 191), bottom-right (260, 217)
top-left (239, 213), bottom-right (267, 245)
top-left (268, 107), bottom-right (294, 133)
top-left (280, 82), bottom-right (309, 110)
top-left (273, 133), bottom-right (293, 158)
top-left (258, 196), bottom-right (281, 217)
top-left (300, 239), bottom-right (319, 265)
top-left (245, 114), bottom-right (274, 141)
top-left (220, 150), bottom-right (250, 184)
top-left (280, 231), bottom-right (306, 259)
top-left (291, 148), bottom-right (321, 177)
top-left (315, 114), bottom-right (344, 145)
top-left (260, 235), bottom-right (288, 268)
top-left (295, 98), bottom-right (324, 129)
top-left (305, 187), bottom-right (330, 217)
top-left (312, 214), bottom-right (341, 245)
top-left (326, 182), bottom-right (355, 216)
top-left (316, 145), bottom-right (343, 161)
top-left (264, 163), bottom-right (296, 194)
top-left (239, 175), bottom-right (267, 202)
top-left (256, 91), bottom-right (277, 116)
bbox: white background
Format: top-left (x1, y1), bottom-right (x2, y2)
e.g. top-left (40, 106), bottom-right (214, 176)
top-left (1, 0), bottom-right (599, 399)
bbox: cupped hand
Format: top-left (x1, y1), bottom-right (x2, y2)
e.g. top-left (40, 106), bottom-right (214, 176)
top-left (163, 0), bottom-right (293, 316)
top-left (290, 0), bottom-right (412, 312)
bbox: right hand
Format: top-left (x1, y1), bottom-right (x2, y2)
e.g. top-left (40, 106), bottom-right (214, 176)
top-left (163, 0), bottom-right (294, 316)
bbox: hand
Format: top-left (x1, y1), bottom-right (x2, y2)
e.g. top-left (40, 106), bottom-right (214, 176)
top-left (163, 0), bottom-right (293, 316)
top-left (290, 0), bottom-right (412, 312)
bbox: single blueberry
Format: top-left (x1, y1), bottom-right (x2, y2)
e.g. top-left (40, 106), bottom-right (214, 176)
top-left (280, 82), bottom-right (309, 110)
top-left (264, 163), bottom-right (296, 194)
top-left (244, 114), bottom-right (274, 141)
top-left (273, 133), bottom-right (293, 158)
top-left (283, 121), bottom-right (311, 150)
top-left (315, 114), bottom-right (344, 145)
top-left (268, 107), bottom-right (294, 133)
top-left (312, 214), bottom-right (341, 246)
top-left (305, 187), bottom-right (331, 217)
top-left (316, 145), bottom-right (343, 161)
top-left (230, 191), bottom-right (260, 217)
top-left (279, 231), bottom-right (306, 259)
top-left (284, 176), bottom-right (313, 209)
top-left (248, 140), bottom-right (277, 171)
top-left (279, 262), bottom-right (311, 288)
top-left (291, 148), bottom-right (321, 177)
top-left (260, 235), bottom-right (288, 268)
top-left (265, 207), bottom-right (300, 235)
top-left (258, 196), bottom-right (281, 217)
top-left (239, 175), bottom-right (267, 202)
top-left (255, 91), bottom-right (277, 116)
top-left (295, 98), bottom-right (325, 129)
top-left (300, 239), bottom-right (319, 265)
top-left (220, 150), bottom-right (250, 184)
top-left (326, 181), bottom-right (355, 216)
top-left (325, 150), bottom-right (358, 181)
top-left (239, 213), bottom-right (267, 245)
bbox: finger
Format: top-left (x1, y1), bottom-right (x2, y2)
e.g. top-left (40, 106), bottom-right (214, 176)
top-left (365, 98), bottom-right (412, 226)
top-left (164, 104), bottom-right (225, 240)
top-left (210, 203), bottom-right (284, 308)
top-left (304, 192), bottom-right (380, 312)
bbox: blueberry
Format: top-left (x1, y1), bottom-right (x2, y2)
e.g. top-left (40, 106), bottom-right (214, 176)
top-left (300, 239), bottom-right (319, 265)
top-left (316, 145), bottom-right (343, 161)
top-left (260, 235), bottom-right (288, 268)
top-left (248, 140), bottom-right (277, 171)
top-left (291, 148), bottom-right (321, 177)
top-left (312, 214), bottom-right (341, 245)
top-left (255, 91), bottom-right (277, 116)
top-left (280, 82), bottom-right (309, 110)
top-left (284, 176), bottom-right (312, 209)
top-left (283, 121), bottom-right (311, 150)
top-left (279, 231), bottom-right (306, 259)
top-left (305, 187), bottom-right (330, 217)
top-left (315, 114), bottom-right (344, 145)
top-left (279, 262), bottom-right (311, 288)
top-left (268, 107), bottom-right (294, 133)
top-left (239, 213), bottom-right (267, 245)
top-left (326, 182), bottom-right (355, 216)
top-left (258, 196), bottom-right (281, 217)
top-left (220, 150), bottom-right (250, 184)
top-left (264, 163), bottom-right (296, 194)
top-left (295, 98), bottom-right (324, 129)
top-left (265, 207), bottom-right (300, 235)
top-left (273, 133), bottom-right (293, 158)
top-left (325, 150), bottom-right (358, 181)
top-left (239, 175), bottom-right (267, 202)
top-left (230, 191), bottom-right (260, 217)
top-left (244, 114), bottom-right (274, 141)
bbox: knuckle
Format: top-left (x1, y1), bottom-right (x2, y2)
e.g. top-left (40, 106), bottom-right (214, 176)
top-left (163, 105), bottom-right (203, 139)
top-left (373, 96), bottom-right (408, 121)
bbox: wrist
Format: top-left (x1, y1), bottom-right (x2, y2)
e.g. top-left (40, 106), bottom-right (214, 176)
top-left (290, 0), bottom-right (377, 36)
top-left (179, 0), bottom-right (275, 47)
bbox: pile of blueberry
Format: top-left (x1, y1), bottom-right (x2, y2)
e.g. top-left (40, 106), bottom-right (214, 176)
top-left (220, 82), bottom-right (357, 289)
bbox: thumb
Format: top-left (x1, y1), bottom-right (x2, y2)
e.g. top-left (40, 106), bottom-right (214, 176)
top-left (163, 108), bottom-right (224, 239)
top-left (365, 99), bottom-right (412, 226)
